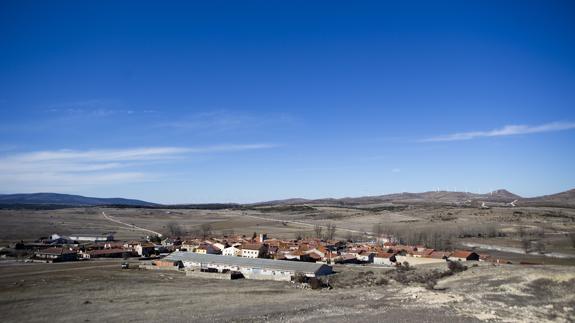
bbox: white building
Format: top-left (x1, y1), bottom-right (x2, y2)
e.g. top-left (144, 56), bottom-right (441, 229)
top-left (69, 233), bottom-right (114, 242)
top-left (241, 244), bottom-right (265, 258)
top-left (222, 246), bottom-right (241, 257)
top-left (164, 252), bottom-right (333, 281)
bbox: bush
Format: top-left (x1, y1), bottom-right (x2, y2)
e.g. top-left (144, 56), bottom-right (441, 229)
top-left (309, 277), bottom-right (323, 289)
top-left (447, 260), bottom-right (467, 273)
top-left (293, 272), bottom-right (307, 283)
top-left (375, 277), bottom-right (389, 286)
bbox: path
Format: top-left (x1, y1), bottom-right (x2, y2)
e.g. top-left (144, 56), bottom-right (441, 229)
top-left (102, 211), bottom-right (163, 237)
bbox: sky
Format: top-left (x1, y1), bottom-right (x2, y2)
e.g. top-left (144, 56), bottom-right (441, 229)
top-left (1, 0), bottom-right (574, 204)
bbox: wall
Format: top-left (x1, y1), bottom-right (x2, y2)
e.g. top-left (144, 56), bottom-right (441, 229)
top-left (394, 256), bottom-right (446, 266)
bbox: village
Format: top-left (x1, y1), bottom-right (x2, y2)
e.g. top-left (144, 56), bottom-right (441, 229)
top-left (1, 228), bottom-right (501, 286)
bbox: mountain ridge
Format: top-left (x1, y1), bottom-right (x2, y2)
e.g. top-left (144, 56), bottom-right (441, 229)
top-left (0, 193), bottom-right (157, 207)
top-left (1, 188), bottom-right (573, 208)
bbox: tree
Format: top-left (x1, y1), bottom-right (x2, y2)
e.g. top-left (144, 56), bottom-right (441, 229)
top-left (521, 238), bottom-right (531, 252)
top-left (166, 222), bottom-right (183, 237)
top-left (373, 223), bottom-right (384, 237)
top-left (200, 223), bottom-right (212, 240)
top-left (534, 240), bottom-right (546, 254)
top-left (149, 235), bottom-right (162, 244)
top-left (325, 223), bottom-right (337, 240)
top-left (314, 224), bottom-right (323, 239)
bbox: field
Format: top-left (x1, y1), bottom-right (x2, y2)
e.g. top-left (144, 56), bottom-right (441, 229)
top-left (0, 259), bottom-right (574, 322)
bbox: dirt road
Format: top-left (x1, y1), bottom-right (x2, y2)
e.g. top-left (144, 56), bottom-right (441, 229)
top-left (102, 211), bottom-right (163, 237)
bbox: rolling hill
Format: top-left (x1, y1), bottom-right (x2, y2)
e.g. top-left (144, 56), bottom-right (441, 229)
top-left (0, 193), bottom-right (158, 207)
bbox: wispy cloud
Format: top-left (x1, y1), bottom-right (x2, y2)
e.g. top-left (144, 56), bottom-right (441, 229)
top-left (422, 121), bottom-right (575, 142)
top-left (155, 110), bottom-right (293, 133)
top-left (0, 144), bottom-right (275, 192)
top-left (47, 100), bottom-right (156, 118)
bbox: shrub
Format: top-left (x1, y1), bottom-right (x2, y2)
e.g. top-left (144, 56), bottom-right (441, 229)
top-left (309, 277), bottom-right (323, 290)
top-left (293, 272), bottom-right (307, 283)
top-left (375, 277), bottom-right (389, 286)
top-left (447, 260), bottom-right (467, 273)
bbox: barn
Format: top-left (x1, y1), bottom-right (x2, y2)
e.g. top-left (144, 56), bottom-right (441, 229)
top-left (163, 251), bottom-right (333, 281)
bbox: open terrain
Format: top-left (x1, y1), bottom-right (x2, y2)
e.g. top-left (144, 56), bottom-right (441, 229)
top-left (1, 200), bottom-right (574, 264)
top-left (1, 190), bottom-right (574, 322)
top-left (0, 260), bottom-right (573, 322)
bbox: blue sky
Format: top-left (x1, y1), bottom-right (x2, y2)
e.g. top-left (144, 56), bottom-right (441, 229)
top-left (1, 0), bottom-right (574, 203)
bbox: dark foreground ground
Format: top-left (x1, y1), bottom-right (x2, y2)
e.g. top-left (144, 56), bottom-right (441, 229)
top-left (0, 260), bottom-right (573, 323)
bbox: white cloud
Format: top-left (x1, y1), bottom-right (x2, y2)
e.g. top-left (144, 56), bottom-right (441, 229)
top-left (0, 144), bottom-right (275, 192)
top-left (422, 121), bottom-right (575, 142)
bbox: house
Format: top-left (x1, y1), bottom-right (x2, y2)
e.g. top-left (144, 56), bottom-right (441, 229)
top-left (34, 247), bottom-right (77, 262)
top-left (411, 248), bottom-right (435, 258)
top-left (450, 250), bottom-right (480, 261)
top-left (195, 243), bottom-right (221, 255)
top-left (241, 243), bottom-right (267, 258)
top-left (356, 250), bottom-right (375, 263)
top-left (164, 251), bottom-right (333, 281)
top-left (222, 246), bottom-right (241, 257)
top-left (211, 242), bottom-right (227, 252)
top-left (84, 248), bottom-right (130, 259)
top-left (180, 239), bottom-right (203, 252)
top-left (373, 252), bottom-right (396, 266)
top-left (161, 238), bottom-right (181, 247)
top-left (427, 251), bottom-right (451, 260)
top-left (134, 242), bottom-right (155, 257)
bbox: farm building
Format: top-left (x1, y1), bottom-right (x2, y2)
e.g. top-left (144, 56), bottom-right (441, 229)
top-left (163, 251), bottom-right (333, 281)
top-left (450, 250), bottom-right (480, 261)
top-left (34, 247), bottom-right (78, 262)
top-left (69, 233), bottom-right (114, 242)
top-left (82, 248), bottom-right (131, 259)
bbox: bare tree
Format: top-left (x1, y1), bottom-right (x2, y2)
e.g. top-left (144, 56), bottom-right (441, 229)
top-left (521, 238), bottom-right (531, 252)
top-left (166, 222), bottom-right (183, 237)
top-left (314, 224), bottom-right (323, 239)
top-left (294, 231), bottom-right (304, 240)
top-left (373, 223), bottom-right (384, 237)
top-left (325, 223), bottom-right (337, 240)
top-left (534, 240), bottom-right (546, 254)
top-left (200, 223), bottom-right (212, 240)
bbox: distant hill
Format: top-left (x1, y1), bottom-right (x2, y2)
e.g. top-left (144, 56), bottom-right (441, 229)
top-left (520, 189), bottom-right (575, 207)
top-left (0, 193), bottom-right (158, 207)
top-left (255, 189), bottom-right (573, 208)
top-left (2, 188), bottom-right (573, 209)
